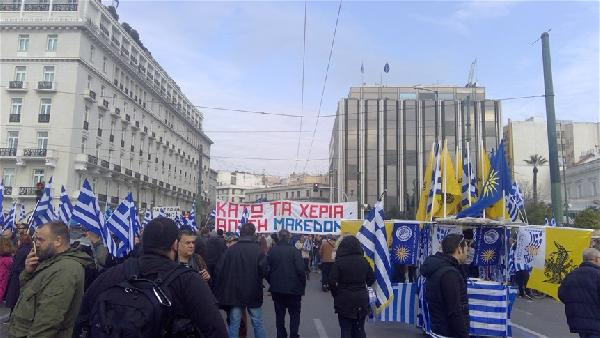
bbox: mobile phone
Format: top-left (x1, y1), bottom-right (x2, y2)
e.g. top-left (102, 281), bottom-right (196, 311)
top-left (32, 236), bottom-right (37, 255)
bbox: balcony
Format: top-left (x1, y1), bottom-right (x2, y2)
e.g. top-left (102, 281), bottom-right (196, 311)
top-left (132, 120), bottom-right (140, 130)
top-left (101, 159), bottom-right (110, 169)
top-left (110, 196), bottom-right (120, 205)
top-left (99, 99), bottom-right (109, 111)
top-left (134, 172), bottom-right (141, 180)
top-left (111, 107), bottom-right (120, 118)
top-left (87, 155), bottom-right (98, 165)
top-left (84, 89), bottom-right (97, 102)
top-left (52, 3), bottom-right (77, 11)
top-left (109, 134), bottom-right (114, 143)
top-left (0, 148), bottom-right (17, 157)
top-left (24, 3), bottom-right (49, 11)
top-left (139, 149), bottom-right (143, 157)
top-left (7, 81), bottom-right (27, 91)
top-left (23, 148), bottom-right (46, 157)
top-left (9, 114), bottom-right (20, 122)
top-left (152, 178), bottom-right (157, 185)
top-left (158, 181), bottom-right (164, 188)
top-left (149, 132), bottom-right (156, 140)
top-left (130, 145), bottom-right (134, 152)
top-left (124, 114), bottom-right (131, 123)
top-left (125, 169), bottom-right (132, 177)
top-left (166, 183), bottom-right (171, 189)
top-left (97, 128), bottom-right (103, 137)
top-left (83, 120), bottom-right (89, 130)
top-left (121, 47), bottom-right (129, 57)
top-left (124, 88), bottom-right (129, 95)
top-left (120, 140), bottom-right (125, 148)
top-left (113, 164), bottom-right (121, 173)
top-left (19, 187), bottom-right (37, 196)
top-left (38, 114), bottom-right (50, 123)
top-left (37, 81), bottom-right (55, 92)
top-left (159, 136), bottom-right (163, 144)
top-left (98, 194), bottom-right (107, 203)
top-left (3, 187), bottom-right (12, 195)
top-left (100, 24), bottom-right (109, 37)
top-left (0, 3), bottom-right (20, 10)
top-left (111, 36), bottom-right (120, 47)
top-left (143, 175), bottom-right (149, 182)
top-left (142, 126), bottom-right (148, 135)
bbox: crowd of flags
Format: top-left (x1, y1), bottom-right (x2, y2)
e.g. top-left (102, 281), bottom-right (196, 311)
top-left (416, 139), bottom-right (526, 223)
top-left (0, 178), bottom-right (200, 258)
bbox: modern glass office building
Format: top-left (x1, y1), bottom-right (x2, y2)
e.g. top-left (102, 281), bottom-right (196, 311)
top-left (329, 85), bottom-right (502, 218)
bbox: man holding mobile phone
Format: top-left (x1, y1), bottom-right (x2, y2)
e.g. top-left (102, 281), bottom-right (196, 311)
top-left (8, 221), bottom-right (93, 338)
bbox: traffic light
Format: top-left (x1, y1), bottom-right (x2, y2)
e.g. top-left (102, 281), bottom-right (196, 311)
top-left (35, 182), bottom-right (44, 202)
top-left (312, 183), bottom-right (319, 192)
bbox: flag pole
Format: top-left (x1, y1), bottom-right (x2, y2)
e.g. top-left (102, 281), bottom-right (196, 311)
top-left (443, 139), bottom-right (448, 218)
top-left (480, 139), bottom-right (486, 219)
top-left (466, 141), bottom-right (473, 207)
top-left (429, 140), bottom-right (438, 222)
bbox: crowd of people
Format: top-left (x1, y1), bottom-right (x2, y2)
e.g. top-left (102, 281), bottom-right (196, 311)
top-left (0, 219), bottom-right (597, 338)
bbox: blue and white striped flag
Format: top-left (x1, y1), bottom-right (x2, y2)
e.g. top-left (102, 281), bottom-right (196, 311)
top-left (356, 201), bottom-right (393, 313)
top-left (131, 204), bottom-right (141, 237)
top-left (372, 283), bottom-right (416, 324)
top-left (461, 142), bottom-right (478, 207)
top-left (3, 201), bottom-right (16, 232)
top-left (426, 141), bottom-right (442, 219)
top-left (58, 185), bottom-right (74, 225)
top-left (143, 209), bottom-right (152, 226)
top-left (105, 193), bottom-right (136, 258)
top-left (506, 182), bottom-right (524, 222)
top-left (157, 208), bottom-right (166, 218)
top-left (467, 279), bottom-right (516, 337)
top-left (209, 209), bottom-right (216, 219)
top-left (189, 206), bottom-right (198, 233)
top-left (19, 203), bottom-right (26, 223)
top-left (30, 177), bottom-right (57, 228)
top-left (72, 179), bottom-right (105, 239)
top-left (238, 207), bottom-right (249, 235)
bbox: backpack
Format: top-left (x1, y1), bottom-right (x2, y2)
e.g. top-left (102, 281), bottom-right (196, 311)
top-left (84, 257), bottom-right (190, 338)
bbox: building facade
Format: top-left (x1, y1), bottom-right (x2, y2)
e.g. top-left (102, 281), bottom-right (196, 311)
top-left (245, 183), bottom-right (330, 203)
top-left (0, 0), bottom-right (212, 213)
top-left (565, 156), bottom-right (600, 213)
top-left (329, 85), bottom-right (502, 218)
top-left (504, 117), bottom-right (600, 203)
top-left (216, 171), bottom-right (266, 203)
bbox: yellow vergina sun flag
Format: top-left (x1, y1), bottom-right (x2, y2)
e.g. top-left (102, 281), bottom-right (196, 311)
top-left (416, 142), bottom-right (435, 221)
top-left (434, 140), bottom-right (462, 217)
top-left (528, 227), bottom-right (592, 300)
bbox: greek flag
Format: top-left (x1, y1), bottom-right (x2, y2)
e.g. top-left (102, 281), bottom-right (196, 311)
top-left (3, 201), bottom-right (16, 232)
top-left (175, 213), bottom-right (185, 229)
top-left (461, 143), bottom-right (478, 207)
top-left (417, 276), bottom-right (431, 333)
top-left (505, 182), bottom-right (524, 222)
top-left (356, 201), bottom-right (393, 312)
top-left (426, 141), bottom-right (442, 219)
top-left (157, 208), bottom-right (166, 218)
top-left (19, 204), bottom-right (26, 223)
top-left (105, 193), bottom-right (136, 258)
top-left (545, 217), bottom-right (557, 227)
top-left (142, 209), bottom-right (152, 226)
top-left (238, 207), bottom-right (249, 234)
top-left (467, 280), bottom-right (516, 337)
top-left (0, 181), bottom-right (4, 228)
top-left (131, 203), bottom-right (141, 237)
top-left (58, 185), bottom-right (74, 225)
top-left (372, 283), bottom-right (416, 324)
top-left (72, 179), bottom-right (105, 238)
top-left (188, 207), bottom-right (198, 233)
top-left (209, 209), bottom-right (216, 219)
top-left (30, 177), bottom-right (57, 228)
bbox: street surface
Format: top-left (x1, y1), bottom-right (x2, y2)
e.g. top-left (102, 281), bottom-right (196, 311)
top-left (0, 271), bottom-right (576, 338)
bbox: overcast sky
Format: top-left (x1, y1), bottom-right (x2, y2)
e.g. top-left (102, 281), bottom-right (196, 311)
top-left (114, 0), bottom-right (599, 176)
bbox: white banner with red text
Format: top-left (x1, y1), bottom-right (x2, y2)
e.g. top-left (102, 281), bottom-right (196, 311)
top-left (214, 200), bottom-right (357, 234)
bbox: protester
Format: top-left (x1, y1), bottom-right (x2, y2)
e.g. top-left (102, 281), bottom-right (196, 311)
top-left (204, 228), bottom-right (227, 283)
top-left (328, 235), bottom-right (375, 338)
top-left (214, 223), bottom-right (268, 338)
top-left (84, 230), bottom-right (109, 270)
top-left (295, 235), bottom-right (312, 280)
top-left (0, 237), bottom-right (15, 301)
top-left (267, 229), bottom-right (306, 338)
top-left (421, 233), bottom-right (469, 338)
top-left (75, 217), bottom-right (228, 338)
top-left (3, 231), bottom-right (32, 315)
top-left (8, 221), bottom-right (93, 338)
top-left (311, 235), bottom-right (321, 271)
top-left (195, 226), bottom-right (212, 258)
top-left (319, 235), bottom-right (336, 291)
top-left (558, 248), bottom-right (600, 338)
top-left (259, 235), bottom-right (269, 255)
top-left (178, 229), bottom-right (210, 282)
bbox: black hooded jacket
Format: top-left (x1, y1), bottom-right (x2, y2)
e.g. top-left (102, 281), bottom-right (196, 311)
top-left (421, 252), bottom-right (469, 338)
top-left (328, 236), bottom-right (375, 319)
top-left (558, 262), bottom-right (600, 336)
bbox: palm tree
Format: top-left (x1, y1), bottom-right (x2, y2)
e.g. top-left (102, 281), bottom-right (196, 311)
top-left (524, 154), bottom-right (548, 204)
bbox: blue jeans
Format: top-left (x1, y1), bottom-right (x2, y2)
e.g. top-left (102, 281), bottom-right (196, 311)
top-left (229, 307), bottom-right (266, 338)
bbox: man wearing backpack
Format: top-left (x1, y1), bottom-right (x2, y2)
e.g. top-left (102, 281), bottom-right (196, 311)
top-left (8, 221), bottom-right (93, 338)
top-left (214, 223), bottom-right (269, 338)
top-left (75, 217), bottom-right (228, 338)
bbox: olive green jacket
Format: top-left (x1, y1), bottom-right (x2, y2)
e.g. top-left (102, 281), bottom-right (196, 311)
top-left (8, 248), bottom-right (93, 338)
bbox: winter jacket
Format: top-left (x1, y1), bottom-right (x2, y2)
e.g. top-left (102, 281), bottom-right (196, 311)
top-left (8, 248), bottom-right (93, 338)
top-left (267, 241), bottom-right (306, 296)
top-left (76, 252), bottom-right (228, 338)
top-left (328, 236), bottom-right (375, 319)
top-left (213, 236), bottom-right (269, 308)
top-left (558, 262), bottom-right (600, 336)
top-left (90, 240), bottom-right (108, 270)
top-left (421, 252), bottom-right (469, 338)
top-left (204, 235), bottom-right (227, 267)
top-left (0, 255), bottom-right (13, 300)
top-left (320, 239), bottom-right (336, 263)
top-left (3, 243), bottom-right (31, 309)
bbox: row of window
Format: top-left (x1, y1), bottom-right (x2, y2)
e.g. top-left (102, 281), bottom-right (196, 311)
top-left (11, 65), bottom-right (55, 82)
top-left (2, 168), bottom-right (45, 188)
top-left (4, 131), bottom-right (48, 150)
top-left (9, 97), bottom-right (52, 116)
top-left (17, 34), bottom-right (57, 53)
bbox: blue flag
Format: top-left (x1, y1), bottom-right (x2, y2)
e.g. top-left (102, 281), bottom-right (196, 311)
top-left (474, 226), bottom-right (503, 266)
top-left (457, 141), bottom-right (512, 218)
top-left (390, 223), bottom-right (420, 265)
